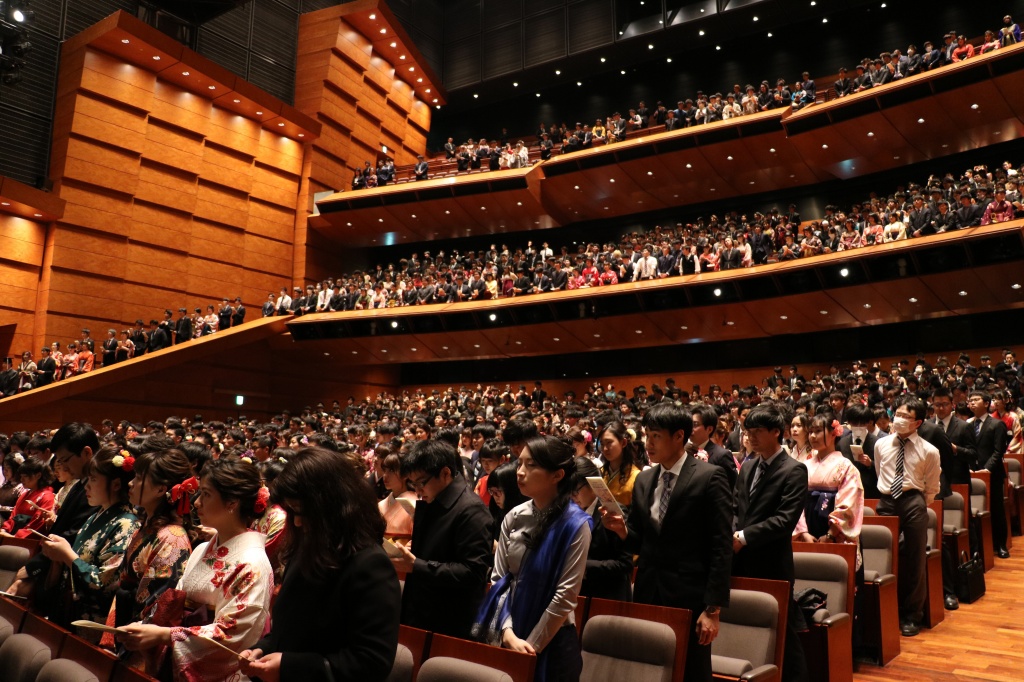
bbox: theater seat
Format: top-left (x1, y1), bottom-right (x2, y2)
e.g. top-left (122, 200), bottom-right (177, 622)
top-left (969, 477), bottom-right (994, 571)
top-left (1008, 458), bottom-right (1024, 535)
top-left (793, 552), bottom-right (853, 682)
top-left (36, 658), bottom-right (101, 682)
top-left (386, 644), bottom-right (414, 682)
top-left (0, 545), bottom-right (30, 591)
top-left (0, 633), bottom-right (51, 682)
top-left (923, 504), bottom-right (945, 628)
top-left (580, 614), bottom-right (676, 682)
top-left (942, 492), bottom-right (970, 561)
top-left (416, 657), bottom-right (513, 682)
top-left (858, 523), bottom-right (900, 665)
top-left (711, 589), bottom-right (780, 682)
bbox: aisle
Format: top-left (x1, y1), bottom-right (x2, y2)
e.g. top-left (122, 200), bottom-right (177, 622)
top-left (853, 552), bottom-right (1024, 681)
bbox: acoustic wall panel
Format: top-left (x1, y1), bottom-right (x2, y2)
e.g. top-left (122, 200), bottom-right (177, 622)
top-left (482, 26), bottom-right (523, 80)
top-left (524, 8), bottom-right (567, 67)
top-left (568, 0), bottom-right (615, 55)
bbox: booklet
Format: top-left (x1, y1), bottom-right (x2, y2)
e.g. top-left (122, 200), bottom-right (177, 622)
top-left (396, 497), bottom-right (416, 517)
top-left (382, 537), bottom-right (406, 558)
top-left (585, 476), bottom-right (625, 517)
top-left (70, 621), bottom-right (245, 659)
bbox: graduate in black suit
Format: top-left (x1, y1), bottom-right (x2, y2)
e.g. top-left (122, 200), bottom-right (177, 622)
top-left (837, 403), bottom-right (880, 498)
top-left (572, 457), bottom-right (633, 602)
top-left (968, 390), bottom-right (1010, 558)
top-left (7, 423), bottom-right (99, 602)
top-left (733, 402), bottom-right (809, 682)
top-left (35, 347), bottom-right (57, 387)
top-left (603, 403), bottom-right (732, 682)
top-left (392, 439), bottom-right (492, 638)
top-left (689, 405), bottom-right (738, 490)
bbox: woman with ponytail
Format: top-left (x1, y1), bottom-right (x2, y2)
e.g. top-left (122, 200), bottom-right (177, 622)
top-left (106, 447), bottom-right (195, 674)
top-left (475, 435), bottom-right (593, 682)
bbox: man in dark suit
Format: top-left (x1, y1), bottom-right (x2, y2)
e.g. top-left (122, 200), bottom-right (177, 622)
top-left (35, 347), bottom-right (57, 387)
top-left (7, 423), bottom-right (99, 603)
top-left (733, 402), bottom-right (809, 682)
top-left (147, 319), bottom-right (170, 353)
top-left (968, 390), bottom-right (1010, 558)
top-left (261, 293), bottom-right (275, 318)
top-left (174, 307), bottom-right (193, 345)
top-left (603, 403), bottom-right (732, 682)
top-left (218, 298), bottom-right (234, 330)
top-left (689, 404), bottom-right (738, 490)
top-left (231, 297), bottom-right (246, 327)
top-left (414, 155), bottom-right (429, 181)
top-left (393, 439), bottom-right (492, 638)
top-left (931, 387), bottom-right (977, 609)
top-left (837, 402), bottom-right (880, 498)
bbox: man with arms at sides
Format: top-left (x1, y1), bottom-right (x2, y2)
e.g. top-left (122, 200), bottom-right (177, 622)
top-left (967, 390), bottom-right (1010, 559)
top-left (733, 401), bottom-right (809, 682)
top-left (392, 439), bottom-right (492, 638)
top-left (930, 387), bottom-right (976, 610)
top-left (874, 397), bottom-right (941, 636)
top-left (6, 423), bottom-right (99, 602)
top-left (602, 403), bottom-right (732, 682)
top-left (689, 404), bottom-right (738, 490)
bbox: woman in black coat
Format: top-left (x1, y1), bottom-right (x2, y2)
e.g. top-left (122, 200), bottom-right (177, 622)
top-left (241, 447), bottom-right (401, 682)
top-left (571, 457), bottom-right (634, 602)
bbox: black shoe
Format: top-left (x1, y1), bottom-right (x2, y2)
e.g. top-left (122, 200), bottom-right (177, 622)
top-left (900, 621), bottom-right (921, 637)
top-left (944, 595), bottom-right (959, 610)
top-left (997, 547), bottom-right (1010, 559)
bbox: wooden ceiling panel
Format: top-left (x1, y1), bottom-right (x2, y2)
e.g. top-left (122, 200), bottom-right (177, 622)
top-left (556, 313), bottom-right (672, 351)
top-left (917, 270), bottom-right (1001, 314)
top-left (739, 295), bottom-right (824, 338)
top-left (825, 283), bottom-right (907, 326)
top-left (735, 132), bottom-right (824, 188)
top-left (878, 101), bottom-right (962, 161)
top-left (969, 262), bottom-right (1024, 308)
top-left (866, 280), bottom-right (951, 321)
top-left (783, 123), bottom-right (877, 181)
top-left (823, 113), bottom-right (924, 171)
top-left (932, 81), bottom-right (1024, 149)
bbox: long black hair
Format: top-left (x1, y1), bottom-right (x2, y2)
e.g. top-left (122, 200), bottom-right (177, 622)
top-left (598, 421), bottom-right (644, 484)
top-left (273, 446), bottom-right (385, 582)
top-left (521, 435), bottom-right (576, 549)
top-left (486, 462), bottom-right (528, 538)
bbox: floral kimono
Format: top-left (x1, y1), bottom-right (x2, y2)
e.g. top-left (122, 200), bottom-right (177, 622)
top-left (794, 450), bottom-right (865, 568)
top-left (60, 502), bottom-right (141, 630)
top-left (170, 530), bottom-right (273, 682)
top-left (1, 486), bottom-right (54, 537)
top-left (250, 505), bottom-right (287, 574)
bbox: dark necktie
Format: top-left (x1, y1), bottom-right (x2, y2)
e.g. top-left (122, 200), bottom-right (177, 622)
top-left (749, 460), bottom-right (769, 498)
top-left (974, 419), bottom-right (982, 438)
top-left (892, 437), bottom-right (906, 499)
top-left (658, 471), bottom-right (675, 523)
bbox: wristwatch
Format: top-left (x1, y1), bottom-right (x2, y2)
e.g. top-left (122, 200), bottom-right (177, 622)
top-left (704, 605), bottom-right (721, 616)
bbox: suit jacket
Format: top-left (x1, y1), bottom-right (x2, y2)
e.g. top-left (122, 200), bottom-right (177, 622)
top-left (733, 452), bottom-right (808, 583)
top-left (581, 503), bottom-right (633, 602)
top-left (917, 420), bottom-right (956, 499)
top-left (701, 441), bottom-right (738, 490)
top-left (174, 317), bottom-right (193, 343)
top-left (934, 416), bottom-right (977, 493)
top-left (971, 416), bottom-right (1008, 480)
top-left (255, 546), bottom-right (400, 682)
top-left (36, 357), bottom-right (56, 386)
top-left (623, 457), bottom-right (732, 611)
top-left (837, 431), bottom-right (880, 498)
top-left (25, 480), bottom-right (99, 580)
top-left (402, 480), bottom-right (492, 638)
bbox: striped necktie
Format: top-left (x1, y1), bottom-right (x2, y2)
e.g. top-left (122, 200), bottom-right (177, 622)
top-left (974, 419), bottom-right (982, 437)
top-left (658, 471), bottom-right (675, 523)
top-left (891, 437), bottom-right (906, 499)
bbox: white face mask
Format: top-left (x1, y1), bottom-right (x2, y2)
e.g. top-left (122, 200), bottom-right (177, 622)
top-left (892, 416), bottom-right (916, 435)
top-left (850, 426), bottom-right (869, 444)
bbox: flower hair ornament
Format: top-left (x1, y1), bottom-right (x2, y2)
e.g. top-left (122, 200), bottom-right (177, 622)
top-left (625, 428), bottom-right (637, 441)
top-left (278, 457), bottom-right (288, 465)
top-left (12, 453), bottom-right (24, 465)
top-left (111, 450), bottom-right (136, 472)
top-left (581, 429), bottom-right (593, 444)
top-left (167, 476), bottom-right (199, 516)
top-left (831, 420), bottom-right (844, 439)
top-left (254, 486), bottom-right (270, 514)
top-left (241, 456), bottom-right (253, 464)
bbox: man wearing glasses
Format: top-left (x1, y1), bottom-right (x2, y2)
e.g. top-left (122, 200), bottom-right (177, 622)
top-left (392, 439), bottom-right (492, 639)
top-left (6, 422), bottom-right (99, 600)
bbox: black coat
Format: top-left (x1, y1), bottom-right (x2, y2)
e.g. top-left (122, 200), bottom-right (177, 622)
top-left (917, 420), bottom-right (955, 500)
top-left (972, 416), bottom-right (1008, 480)
top-left (933, 417), bottom-right (977, 495)
top-left (732, 452), bottom-right (807, 583)
top-left (255, 547), bottom-right (400, 682)
top-left (837, 431), bottom-right (880, 499)
top-left (581, 503), bottom-right (633, 602)
top-left (401, 480), bottom-right (492, 638)
top-left (704, 441), bottom-right (738, 490)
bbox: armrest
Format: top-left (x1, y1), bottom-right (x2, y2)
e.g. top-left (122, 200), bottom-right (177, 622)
top-left (942, 524), bottom-right (957, 533)
top-left (820, 612), bottom-right (851, 628)
top-left (871, 573), bottom-right (897, 587)
top-left (926, 548), bottom-right (940, 558)
top-left (972, 510), bottom-right (991, 519)
top-left (811, 608), bottom-right (832, 624)
top-left (741, 664), bottom-right (780, 682)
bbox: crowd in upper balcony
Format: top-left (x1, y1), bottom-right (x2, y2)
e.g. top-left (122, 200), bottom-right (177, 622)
top-left (273, 157), bottom-right (1024, 315)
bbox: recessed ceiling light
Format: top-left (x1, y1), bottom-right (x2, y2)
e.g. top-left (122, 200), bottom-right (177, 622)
top-left (819, 310), bottom-right (828, 315)
top-left (380, 28), bottom-right (387, 34)
top-left (574, 185), bottom-right (580, 190)
top-left (577, 81), bottom-right (582, 86)
top-left (121, 39), bottom-right (130, 44)
top-left (680, 326), bottom-right (688, 330)
top-left (958, 290), bottom-right (968, 296)
top-left (727, 156), bottom-right (733, 161)
top-left (699, 30), bottom-right (705, 36)
top-left (378, 218), bottom-right (384, 222)
top-left (256, 111), bottom-right (263, 115)
top-left (0, 202), bottom-right (9, 206)
top-left (726, 321), bottom-right (735, 326)
top-left (416, 77), bottom-right (422, 82)
top-left (620, 70), bottom-right (626, 75)
top-left (390, 41), bottom-right (396, 47)
top-left (635, 329), bottom-right (642, 334)
top-left (908, 297), bottom-right (918, 303)
top-left (411, 347), bottom-right (417, 352)
top-left (232, 98), bottom-right (240, 103)
top-left (515, 340), bottom-right (522, 345)
top-left (513, 82), bottom-right (518, 87)
top-left (33, 213), bottom-right (42, 217)
top-left (840, 268), bottom-right (849, 277)
top-left (298, 133), bottom-right (304, 137)
top-left (685, 163), bottom-right (692, 169)
top-left (346, 222), bottom-right (352, 226)
top-left (713, 288), bottom-right (722, 297)
top-left (153, 56), bottom-right (161, 61)
top-left (918, 118), bottom-right (925, 124)
top-left (480, 206), bottom-right (486, 210)
top-left (351, 350), bottom-right (358, 355)
top-left (971, 103), bottom-right (979, 110)
top-left (780, 315), bottom-right (788, 320)
top-left (400, 55), bottom-right (406, 60)
top-left (769, 148), bottom-right (776, 153)
top-left (867, 132), bottom-right (874, 137)
top-left (473, 93), bottom-right (479, 98)
top-left (555, 69), bottom-right (561, 74)
top-left (609, 178), bottom-right (615, 183)
top-left (426, 88), bottom-right (431, 93)
top-left (600, 57), bottom-right (606, 63)
top-left (408, 66), bottom-right (414, 72)
top-left (181, 71), bottom-right (189, 76)
top-left (716, 45), bottom-right (721, 50)
top-left (445, 210), bottom-right (450, 214)
top-left (536, 93), bottom-right (541, 97)
top-left (594, 333), bottom-right (601, 338)
top-left (648, 44), bottom-right (654, 50)
top-left (666, 58), bottom-right (672, 63)
top-left (753, 16), bottom-right (759, 21)
top-left (647, 171), bottom-right (653, 175)
top-left (553, 337), bottom-right (560, 341)
top-left (473, 344), bottom-right (481, 348)
top-left (821, 144), bottom-right (829, 149)
top-left (863, 304), bottom-right (872, 309)
top-left (767, 32), bottom-right (773, 37)
top-left (442, 346), bottom-right (449, 350)
top-left (381, 349), bottom-right (388, 353)
top-left (369, 13), bottom-right (376, 19)
top-left (822, 17), bottom-right (828, 23)
top-left (390, 321), bottom-right (399, 328)
top-left (208, 85), bottom-right (216, 90)
top-left (1012, 284), bottom-right (1021, 290)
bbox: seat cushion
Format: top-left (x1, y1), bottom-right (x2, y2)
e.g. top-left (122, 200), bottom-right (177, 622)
top-left (0, 633), bottom-right (52, 682)
top-left (863, 569), bottom-right (879, 583)
top-left (36, 658), bottom-right (100, 682)
top-left (384, 643), bottom-right (413, 682)
top-left (417, 657), bottom-right (513, 682)
top-left (712, 655), bottom-right (755, 677)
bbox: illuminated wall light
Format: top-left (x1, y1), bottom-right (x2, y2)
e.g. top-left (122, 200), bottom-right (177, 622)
top-left (121, 39), bottom-right (130, 44)
top-left (256, 111), bottom-right (263, 115)
top-left (181, 71), bottom-right (189, 76)
top-left (369, 13), bottom-right (376, 19)
top-left (380, 28), bottom-right (387, 34)
top-left (152, 55), bottom-right (161, 61)
top-left (208, 85), bottom-right (216, 90)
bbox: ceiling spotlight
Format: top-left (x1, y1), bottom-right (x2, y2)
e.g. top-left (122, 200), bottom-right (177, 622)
top-left (822, 144), bottom-right (829, 149)
top-left (536, 93), bottom-right (541, 97)
top-left (917, 118), bottom-right (925, 124)
top-left (256, 111), bottom-right (263, 115)
top-left (822, 17), bottom-right (828, 23)
top-left (473, 93), bottom-right (478, 98)
top-left (555, 69), bottom-right (561, 74)
top-left (121, 39), bottom-right (130, 44)
top-left (12, 7), bottom-right (32, 22)
top-left (648, 44), bottom-right (654, 50)
top-left (390, 41), bottom-right (396, 47)
top-left (513, 82), bottom-right (518, 86)
top-left (600, 57), bottom-right (606, 62)
top-left (666, 58), bottom-right (672, 63)
top-left (958, 290), bottom-right (968, 296)
top-left (713, 288), bottom-right (722, 297)
top-left (181, 70), bottom-right (189, 76)
top-left (819, 310), bottom-right (828, 315)
top-left (208, 85), bottom-right (216, 90)
top-left (577, 81), bottom-right (582, 86)
top-left (153, 55), bottom-right (161, 61)
top-left (489, 313), bottom-right (497, 321)
top-left (780, 315), bottom-right (788, 320)
top-left (232, 98), bottom-right (240, 103)
top-left (840, 268), bottom-right (849, 277)
top-left (753, 16), bottom-right (759, 21)
top-left (620, 69), bottom-right (626, 75)
top-left (863, 303), bottom-right (872, 309)
top-left (699, 30), bottom-right (705, 36)
top-left (379, 28), bottom-right (386, 34)
top-left (390, 321), bottom-right (399, 328)
top-left (369, 13), bottom-right (376, 19)
top-left (971, 103), bottom-right (979, 110)
top-left (716, 45), bottom-right (721, 50)
top-left (908, 297), bottom-right (918, 303)
top-left (1011, 283), bottom-right (1021, 290)
top-left (767, 32), bottom-right (773, 37)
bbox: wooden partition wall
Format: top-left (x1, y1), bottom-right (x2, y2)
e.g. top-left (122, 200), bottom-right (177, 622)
top-left (36, 11), bottom-right (319, 353)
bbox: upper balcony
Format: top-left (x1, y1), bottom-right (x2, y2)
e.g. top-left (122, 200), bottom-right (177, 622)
top-left (311, 42), bottom-right (1024, 247)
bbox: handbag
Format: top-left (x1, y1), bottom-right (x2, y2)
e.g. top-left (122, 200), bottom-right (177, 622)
top-left (954, 550), bottom-right (986, 604)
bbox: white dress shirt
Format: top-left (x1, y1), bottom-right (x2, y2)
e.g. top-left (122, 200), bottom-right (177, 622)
top-left (874, 431), bottom-right (941, 500)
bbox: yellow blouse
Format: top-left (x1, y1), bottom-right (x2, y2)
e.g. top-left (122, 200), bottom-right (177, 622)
top-left (603, 465), bottom-right (641, 508)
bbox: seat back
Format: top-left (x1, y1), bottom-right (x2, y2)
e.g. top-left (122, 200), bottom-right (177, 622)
top-left (385, 643), bottom-right (414, 682)
top-left (862, 506), bottom-right (876, 516)
top-left (0, 545), bottom-right (30, 592)
top-left (794, 552), bottom-right (850, 613)
top-left (581, 615), bottom-right (675, 682)
top-left (1008, 458), bottom-right (1021, 486)
top-left (943, 492), bottom-right (966, 531)
top-left (427, 633), bottom-right (535, 682)
top-left (970, 478), bottom-right (987, 514)
top-left (926, 506), bottom-right (938, 551)
top-left (860, 524), bottom-right (893, 580)
top-left (0, 596), bottom-right (28, 647)
top-left (36, 658), bottom-right (101, 682)
top-left (398, 625), bottom-right (430, 681)
top-left (585, 597), bottom-right (691, 682)
top-left (712, 589), bottom-right (779, 676)
top-left (0, 633), bottom-right (52, 682)
top-left (417, 657), bottom-right (513, 682)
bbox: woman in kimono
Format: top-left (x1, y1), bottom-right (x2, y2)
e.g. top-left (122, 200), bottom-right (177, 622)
top-left (106, 447), bottom-right (194, 673)
top-left (40, 444), bottom-right (141, 632)
top-left (793, 412), bottom-right (864, 567)
top-left (16, 351), bottom-right (36, 392)
top-left (0, 453), bottom-right (25, 523)
top-left (119, 457), bottom-right (272, 682)
top-left (0, 457), bottom-right (54, 538)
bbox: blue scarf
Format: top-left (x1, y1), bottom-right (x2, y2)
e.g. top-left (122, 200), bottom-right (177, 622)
top-left (474, 502), bottom-right (593, 682)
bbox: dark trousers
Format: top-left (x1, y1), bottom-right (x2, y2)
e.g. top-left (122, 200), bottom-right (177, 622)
top-left (782, 597), bottom-right (810, 682)
top-left (990, 474), bottom-right (1008, 550)
top-left (877, 491), bottom-right (928, 623)
top-left (544, 624), bottom-right (582, 682)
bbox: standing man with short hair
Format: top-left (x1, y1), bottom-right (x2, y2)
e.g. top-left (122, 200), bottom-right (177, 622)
top-left (603, 403), bottom-right (732, 682)
top-left (875, 396), bottom-right (941, 636)
top-left (968, 390), bottom-right (1010, 559)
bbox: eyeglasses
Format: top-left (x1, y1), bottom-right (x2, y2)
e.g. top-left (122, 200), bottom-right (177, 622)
top-left (410, 474), bottom-right (435, 490)
top-left (55, 451), bottom-right (78, 465)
